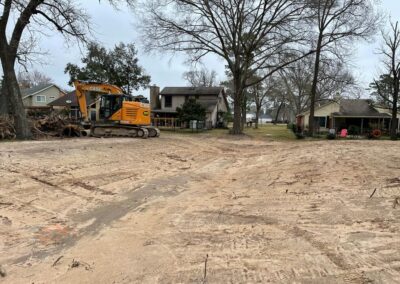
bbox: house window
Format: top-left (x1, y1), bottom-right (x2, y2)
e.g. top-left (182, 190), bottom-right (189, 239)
top-left (314, 116), bottom-right (327, 128)
top-left (36, 95), bottom-right (46, 103)
top-left (165, 96), bottom-right (172, 108)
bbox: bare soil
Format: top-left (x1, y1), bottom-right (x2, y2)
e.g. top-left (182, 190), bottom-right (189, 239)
top-left (0, 135), bottom-right (400, 283)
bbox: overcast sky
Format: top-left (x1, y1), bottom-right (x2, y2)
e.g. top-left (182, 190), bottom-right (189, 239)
top-left (28, 0), bottom-right (400, 96)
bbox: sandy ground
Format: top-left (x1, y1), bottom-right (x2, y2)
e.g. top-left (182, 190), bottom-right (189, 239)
top-left (0, 134), bottom-right (400, 283)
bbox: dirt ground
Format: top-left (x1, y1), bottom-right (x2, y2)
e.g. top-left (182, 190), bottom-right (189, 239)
top-left (0, 134), bottom-right (400, 283)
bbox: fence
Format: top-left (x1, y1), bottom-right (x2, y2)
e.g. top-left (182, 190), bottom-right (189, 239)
top-left (152, 117), bottom-right (209, 131)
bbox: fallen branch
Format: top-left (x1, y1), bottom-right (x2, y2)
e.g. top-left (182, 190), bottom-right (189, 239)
top-left (203, 254), bottom-right (209, 284)
top-left (52, 256), bottom-right (64, 267)
top-left (69, 259), bottom-right (92, 271)
top-left (369, 188), bottom-right (377, 198)
top-left (70, 259), bottom-right (80, 268)
top-left (166, 154), bottom-right (187, 162)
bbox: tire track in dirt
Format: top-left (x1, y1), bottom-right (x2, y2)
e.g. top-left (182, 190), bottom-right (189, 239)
top-left (0, 166), bottom-right (98, 201)
top-left (9, 155), bottom-right (233, 265)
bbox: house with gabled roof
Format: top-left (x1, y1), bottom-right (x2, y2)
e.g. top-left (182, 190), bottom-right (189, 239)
top-left (149, 86), bottom-right (229, 128)
top-left (296, 99), bottom-right (400, 133)
top-left (48, 91), bottom-right (82, 119)
top-left (21, 84), bottom-right (65, 108)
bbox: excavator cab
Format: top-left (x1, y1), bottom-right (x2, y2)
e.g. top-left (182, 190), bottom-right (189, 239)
top-left (99, 94), bottom-right (130, 120)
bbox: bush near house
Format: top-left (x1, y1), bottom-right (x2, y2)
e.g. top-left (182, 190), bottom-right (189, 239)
top-left (326, 133), bottom-right (336, 140)
top-left (176, 99), bottom-right (206, 125)
top-left (367, 129), bottom-right (382, 139)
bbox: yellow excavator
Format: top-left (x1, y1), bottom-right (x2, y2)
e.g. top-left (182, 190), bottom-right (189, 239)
top-left (74, 80), bottom-right (160, 138)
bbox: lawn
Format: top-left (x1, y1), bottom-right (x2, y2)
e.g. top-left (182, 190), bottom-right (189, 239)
top-left (243, 123), bottom-right (296, 140)
top-left (161, 123), bottom-right (296, 141)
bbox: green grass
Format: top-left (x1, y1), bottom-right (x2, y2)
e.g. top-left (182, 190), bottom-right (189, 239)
top-left (244, 124), bottom-right (296, 140)
top-left (161, 124), bottom-right (296, 141)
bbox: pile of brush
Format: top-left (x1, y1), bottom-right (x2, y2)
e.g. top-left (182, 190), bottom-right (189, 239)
top-left (0, 114), bottom-right (82, 140)
top-left (0, 116), bottom-right (16, 140)
top-left (33, 114), bottom-right (82, 137)
top-left (33, 115), bottom-right (67, 136)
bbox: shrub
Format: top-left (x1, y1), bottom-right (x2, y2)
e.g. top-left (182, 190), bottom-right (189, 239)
top-left (295, 132), bottom-right (305, 139)
top-left (288, 123), bottom-right (301, 134)
top-left (327, 133), bottom-right (336, 140)
top-left (176, 99), bottom-right (206, 124)
top-left (348, 125), bottom-right (360, 136)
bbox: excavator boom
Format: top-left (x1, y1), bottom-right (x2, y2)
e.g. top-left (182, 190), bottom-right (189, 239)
top-left (74, 81), bottom-right (124, 122)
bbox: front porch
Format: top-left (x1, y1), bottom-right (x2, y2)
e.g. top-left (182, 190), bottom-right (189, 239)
top-left (332, 116), bottom-right (398, 135)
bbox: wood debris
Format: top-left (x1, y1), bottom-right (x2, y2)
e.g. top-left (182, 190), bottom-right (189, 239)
top-left (0, 116), bottom-right (16, 140)
top-left (0, 114), bottom-right (82, 140)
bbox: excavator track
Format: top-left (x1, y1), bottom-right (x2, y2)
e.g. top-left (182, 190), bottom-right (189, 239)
top-left (145, 126), bottom-right (161, 138)
top-left (91, 125), bottom-right (160, 139)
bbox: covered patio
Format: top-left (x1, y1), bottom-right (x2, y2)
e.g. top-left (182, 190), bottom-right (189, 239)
top-left (332, 114), bottom-right (397, 134)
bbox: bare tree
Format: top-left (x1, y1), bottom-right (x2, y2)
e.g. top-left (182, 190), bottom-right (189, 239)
top-left (139, 0), bottom-right (314, 134)
top-left (372, 21), bottom-right (400, 140)
top-left (0, 0), bottom-right (93, 138)
top-left (0, 0), bottom-right (132, 139)
top-left (306, 0), bottom-right (380, 135)
top-left (183, 68), bottom-right (218, 87)
top-left (280, 56), bottom-right (356, 116)
top-left (17, 70), bottom-right (53, 89)
top-left (247, 76), bottom-right (276, 129)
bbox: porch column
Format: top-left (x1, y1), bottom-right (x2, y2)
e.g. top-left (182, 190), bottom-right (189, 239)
top-left (361, 118), bottom-right (364, 134)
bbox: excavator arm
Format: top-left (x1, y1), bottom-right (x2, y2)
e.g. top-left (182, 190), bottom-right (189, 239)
top-left (73, 81), bottom-right (124, 121)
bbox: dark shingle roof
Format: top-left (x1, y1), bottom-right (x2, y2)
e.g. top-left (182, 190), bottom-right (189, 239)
top-left (333, 99), bottom-right (391, 118)
top-left (21, 84), bottom-right (55, 98)
top-left (160, 87), bottom-right (223, 96)
top-left (48, 91), bottom-right (78, 107)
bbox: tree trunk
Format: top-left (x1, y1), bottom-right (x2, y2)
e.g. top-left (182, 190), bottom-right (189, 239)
top-left (232, 72), bottom-right (243, 135)
top-left (274, 101), bottom-right (283, 124)
top-left (0, 55), bottom-right (32, 139)
top-left (308, 36), bottom-right (323, 137)
top-left (232, 94), bottom-right (242, 134)
top-left (241, 95), bottom-right (247, 130)
top-left (0, 78), bottom-right (9, 115)
top-left (391, 81), bottom-right (399, 140)
top-left (255, 104), bottom-right (260, 129)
